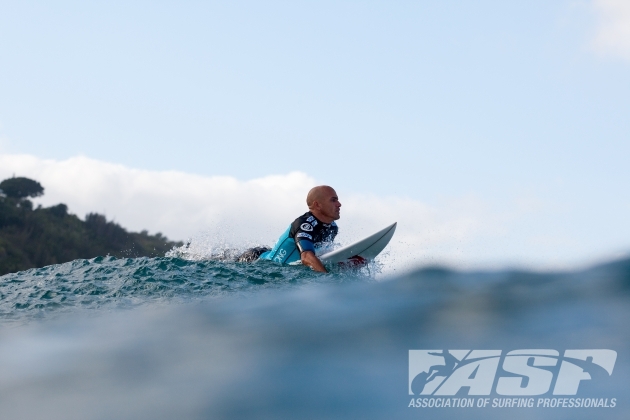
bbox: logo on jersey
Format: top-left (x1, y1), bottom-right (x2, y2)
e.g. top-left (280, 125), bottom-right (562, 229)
top-left (311, 220), bottom-right (318, 227)
top-left (300, 223), bottom-right (313, 232)
top-left (296, 232), bottom-right (313, 240)
top-left (306, 216), bottom-right (315, 223)
top-left (273, 248), bottom-right (287, 263)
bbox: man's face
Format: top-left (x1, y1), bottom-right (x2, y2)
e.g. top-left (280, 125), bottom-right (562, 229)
top-left (317, 188), bottom-right (341, 221)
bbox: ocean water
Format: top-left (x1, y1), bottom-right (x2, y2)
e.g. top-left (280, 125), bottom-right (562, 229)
top-left (0, 255), bottom-right (372, 324)
top-left (0, 251), bottom-right (628, 419)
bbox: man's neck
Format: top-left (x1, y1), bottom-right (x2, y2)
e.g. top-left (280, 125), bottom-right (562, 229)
top-left (309, 210), bottom-right (334, 224)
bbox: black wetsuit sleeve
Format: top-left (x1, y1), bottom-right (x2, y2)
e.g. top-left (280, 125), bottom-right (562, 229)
top-left (291, 215), bottom-right (316, 254)
top-left (294, 228), bottom-right (315, 253)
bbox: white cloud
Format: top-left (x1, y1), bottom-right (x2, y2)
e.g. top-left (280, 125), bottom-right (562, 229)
top-left (0, 154), bottom-right (312, 244)
top-left (591, 0), bottom-right (630, 59)
top-left (0, 153), bottom-right (609, 273)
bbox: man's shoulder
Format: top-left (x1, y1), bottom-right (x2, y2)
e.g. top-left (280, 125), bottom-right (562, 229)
top-left (292, 212), bottom-right (313, 226)
top-left (290, 212), bottom-right (322, 237)
top-left (291, 213), bottom-right (338, 229)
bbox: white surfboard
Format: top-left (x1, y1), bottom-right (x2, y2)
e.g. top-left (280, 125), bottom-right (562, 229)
top-left (319, 222), bottom-right (397, 265)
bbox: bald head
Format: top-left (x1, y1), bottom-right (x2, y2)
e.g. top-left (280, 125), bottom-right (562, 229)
top-left (306, 185), bottom-right (341, 223)
top-left (307, 185), bottom-right (334, 208)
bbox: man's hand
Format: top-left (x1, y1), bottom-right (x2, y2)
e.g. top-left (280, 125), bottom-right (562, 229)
top-left (300, 251), bottom-right (327, 273)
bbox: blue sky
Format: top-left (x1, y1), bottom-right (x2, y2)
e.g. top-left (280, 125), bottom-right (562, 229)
top-left (1, 0), bottom-right (629, 269)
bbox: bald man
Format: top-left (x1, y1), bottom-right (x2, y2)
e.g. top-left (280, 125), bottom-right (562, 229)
top-left (248, 186), bottom-right (341, 272)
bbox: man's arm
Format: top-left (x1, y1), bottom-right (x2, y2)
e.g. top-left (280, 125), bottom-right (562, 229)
top-left (301, 251), bottom-right (327, 273)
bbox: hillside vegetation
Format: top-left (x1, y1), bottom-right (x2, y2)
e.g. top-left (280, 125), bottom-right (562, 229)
top-left (0, 177), bottom-right (182, 275)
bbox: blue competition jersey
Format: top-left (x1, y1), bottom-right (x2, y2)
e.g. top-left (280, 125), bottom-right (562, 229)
top-left (260, 212), bottom-right (338, 264)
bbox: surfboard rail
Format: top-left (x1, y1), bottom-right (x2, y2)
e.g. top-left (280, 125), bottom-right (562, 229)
top-left (319, 222), bottom-right (397, 265)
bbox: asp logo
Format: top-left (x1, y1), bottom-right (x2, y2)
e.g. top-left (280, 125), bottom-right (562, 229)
top-left (409, 349), bottom-right (617, 396)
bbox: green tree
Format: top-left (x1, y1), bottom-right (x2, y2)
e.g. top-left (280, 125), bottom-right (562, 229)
top-left (0, 177), bottom-right (183, 275)
top-left (0, 177), bottom-right (44, 200)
